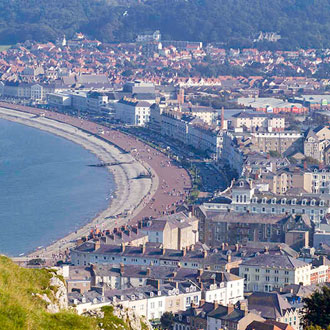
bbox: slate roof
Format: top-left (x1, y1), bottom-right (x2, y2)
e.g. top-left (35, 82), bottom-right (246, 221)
top-left (240, 254), bottom-right (308, 269)
top-left (247, 292), bottom-right (292, 319)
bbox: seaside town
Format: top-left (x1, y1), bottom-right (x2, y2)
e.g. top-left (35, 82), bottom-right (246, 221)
top-left (1, 31), bottom-right (330, 330)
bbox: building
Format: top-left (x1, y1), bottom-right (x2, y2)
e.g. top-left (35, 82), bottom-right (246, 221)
top-left (239, 254), bottom-right (311, 292)
top-left (47, 92), bottom-right (72, 108)
top-left (232, 112), bottom-right (285, 132)
top-left (89, 264), bottom-right (244, 306)
top-left (195, 209), bottom-right (312, 249)
top-left (246, 320), bottom-right (295, 330)
top-left (202, 178), bottom-right (330, 227)
top-left (69, 281), bottom-right (201, 318)
top-left (304, 126), bottom-right (330, 163)
top-left (140, 212), bottom-right (199, 250)
top-left (247, 292), bottom-right (303, 330)
top-left (251, 131), bottom-right (303, 156)
top-left (70, 242), bottom-right (241, 272)
top-left (207, 303), bottom-right (265, 330)
top-left (115, 97), bottom-right (151, 126)
top-left (237, 98), bottom-right (308, 114)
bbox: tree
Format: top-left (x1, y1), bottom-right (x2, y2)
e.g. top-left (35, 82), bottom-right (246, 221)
top-left (302, 286), bottom-right (330, 329)
top-left (160, 312), bottom-right (174, 329)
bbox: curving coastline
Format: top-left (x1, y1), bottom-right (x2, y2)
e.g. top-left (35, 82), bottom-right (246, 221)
top-left (0, 107), bottom-right (156, 259)
top-left (0, 104), bottom-right (191, 261)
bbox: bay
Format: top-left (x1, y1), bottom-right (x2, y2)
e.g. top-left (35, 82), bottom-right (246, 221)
top-left (0, 119), bottom-right (114, 256)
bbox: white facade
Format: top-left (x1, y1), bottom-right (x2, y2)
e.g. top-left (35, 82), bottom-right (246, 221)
top-left (115, 99), bottom-right (151, 126)
top-left (239, 260), bottom-right (311, 292)
top-left (204, 278), bottom-right (244, 305)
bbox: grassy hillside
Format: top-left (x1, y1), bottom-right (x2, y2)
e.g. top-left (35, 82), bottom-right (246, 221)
top-left (0, 0), bottom-right (329, 49)
top-left (0, 256), bottom-right (131, 330)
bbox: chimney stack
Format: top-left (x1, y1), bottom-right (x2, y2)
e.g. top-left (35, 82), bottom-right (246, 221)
top-left (303, 161), bottom-right (307, 170)
top-left (142, 244), bottom-right (146, 254)
top-left (94, 239), bottom-right (101, 251)
top-left (162, 247), bottom-right (166, 255)
top-left (221, 107), bottom-right (225, 130)
top-left (198, 269), bottom-right (204, 277)
top-left (120, 263), bottom-right (124, 276)
top-left (146, 267), bottom-right (151, 276)
top-left (227, 303), bottom-right (234, 315)
top-left (235, 243), bottom-right (239, 252)
top-left (182, 247), bottom-right (187, 257)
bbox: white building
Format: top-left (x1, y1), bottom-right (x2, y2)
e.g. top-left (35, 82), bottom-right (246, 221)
top-left (203, 178), bottom-right (330, 227)
top-left (115, 97), bottom-right (151, 126)
top-left (239, 254), bottom-right (311, 292)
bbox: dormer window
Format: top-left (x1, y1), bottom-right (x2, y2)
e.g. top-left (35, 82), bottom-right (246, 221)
top-left (292, 199), bottom-right (296, 205)
top-left (281, 198), bottom-right (287, 205)
top-left (262, 197), bottom-right (267, 204)
top-left (320, 200), bottom-right (324, 206)
top-left (311, 199), bottom-right (315, 206)
top-left (302, 199), bottom-right (307, 205)
top-left (271, 198), bottom-right (277, 204)
top-left (240, 181), bottom-right (244, 187)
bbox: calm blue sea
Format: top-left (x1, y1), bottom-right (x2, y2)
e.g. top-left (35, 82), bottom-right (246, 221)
top-left (0, 119), bottom-right (114, 256)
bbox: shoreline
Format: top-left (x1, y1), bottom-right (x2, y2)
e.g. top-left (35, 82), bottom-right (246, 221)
top-left (0, 108), bottom-right (157, 259)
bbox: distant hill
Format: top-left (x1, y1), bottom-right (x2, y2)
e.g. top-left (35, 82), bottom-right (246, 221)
top-left (0, 0), bottom-right (330, 49)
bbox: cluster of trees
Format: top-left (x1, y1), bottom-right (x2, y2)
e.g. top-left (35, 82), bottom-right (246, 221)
top-left (1, 0), bottom-right (330, 49)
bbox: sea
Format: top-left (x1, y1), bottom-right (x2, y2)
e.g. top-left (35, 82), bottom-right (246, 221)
top-left (0, 119), bottom-right (114, 256)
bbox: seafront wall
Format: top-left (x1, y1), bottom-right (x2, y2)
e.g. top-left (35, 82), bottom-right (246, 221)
top-left (0, 107), bottom-right (155, 258)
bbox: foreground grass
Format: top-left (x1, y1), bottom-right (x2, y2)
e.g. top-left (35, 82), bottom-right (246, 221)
top-left (0, 256), bottom-right (98, 330)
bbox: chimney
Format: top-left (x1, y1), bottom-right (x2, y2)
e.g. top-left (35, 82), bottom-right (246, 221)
top-left (94, 240), bottom-right (101, 251)
top-left (264, 246), bottom-right (269, 254)
top-left (221, 242), bottom-right (225, 250)
top-left (320, 255), bottom-right (327, 265)
top-left (120, 263), bottom-right (124, 276)
top-left (198, 269), bottom-right (204, 277)
top-left (162, 247), bottom-right (166, 255)
top-left (142, 244), bottom-right (146, 254)
top-left (221, 107), bottom-right (225, 130)
top-left (121, 243), bottom-right (126, 252)
top-left (227, 303), bottom-right (234, 315)
top-left (319, 162), bottom-right (324, 170)
top-left (235, 244), bottom-right (239, 252)
top-left (203, 250), bottom-right (208, 258)
top-left (227, 254), bottom-right (232, 263)
top-left (146, 267), bottom-right (151, 276)
top-left (213, 302), bottom-right (219, 310)
top-left (182, 247), bottom-right (187, 257)
top-left (199, 298), bottom-right (205, 307)
top-left (303, 161), bottom-right (307, 170)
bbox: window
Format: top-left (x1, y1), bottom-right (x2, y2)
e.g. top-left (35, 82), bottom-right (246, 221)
top-left (266, 276), bottom-right (270, 281)
top-left (151, 302), bottom-right (155, 309)
top-left (158, 301), bottom-right (162, 307)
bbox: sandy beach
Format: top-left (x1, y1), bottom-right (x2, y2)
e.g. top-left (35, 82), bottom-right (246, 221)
top-left (0, 107), bottom-right (157, 259)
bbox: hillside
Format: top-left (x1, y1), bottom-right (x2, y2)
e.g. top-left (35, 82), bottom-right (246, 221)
top-left (0, 256), bottom-right (143, 330)
top-left (0, 0), bottom-right (329, 49)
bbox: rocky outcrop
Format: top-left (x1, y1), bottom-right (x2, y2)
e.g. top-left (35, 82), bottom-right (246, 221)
top-left (84, 305), bottom-right (153, 330)
top-left (34, 269), bottom-right (68, 313)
